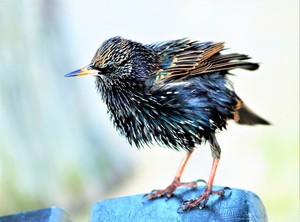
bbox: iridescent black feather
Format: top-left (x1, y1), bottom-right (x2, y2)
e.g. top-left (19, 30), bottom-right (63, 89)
top-left (86, 36), bottom-right (269, 151)
top-left (65, 36), bottom-right (270, 209)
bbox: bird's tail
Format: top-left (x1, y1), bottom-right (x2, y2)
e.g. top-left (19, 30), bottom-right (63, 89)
top-left (235, 102), bottom-right (270, 125)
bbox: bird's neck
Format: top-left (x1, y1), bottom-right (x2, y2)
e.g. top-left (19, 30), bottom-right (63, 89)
top-left (95, 76), bottom-right (145, 114)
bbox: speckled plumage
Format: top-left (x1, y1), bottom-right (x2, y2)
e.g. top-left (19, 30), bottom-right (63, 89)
top-left (65, 36), bottom-right (269, 210)
top-left (86, 36), bottom-right (268, 152)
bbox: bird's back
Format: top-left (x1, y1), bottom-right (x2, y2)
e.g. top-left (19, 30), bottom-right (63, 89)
top-left (147, 38), bottom-right (259, 82)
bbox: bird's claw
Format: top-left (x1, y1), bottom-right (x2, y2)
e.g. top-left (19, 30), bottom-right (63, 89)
top-left (194, 179), bottom-right (207, 185)
top-left (147, 188), bottom-right (175, 200)
top-left (180, 195), bottom-right (209, 211)
top-left (143, 178), bottom-right (206, 202)
top-left (142, 189), bottom-right (168, 203)
top-left (177, 186), bottom-right (232, 212)
top-left (211, 186), bottom-right (231, 196)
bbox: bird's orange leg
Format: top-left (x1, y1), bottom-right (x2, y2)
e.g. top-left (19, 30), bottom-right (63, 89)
top-left (147, 150), bottom-right (200, 199)
top-left (178, 134), bottom-right (228, 211)
top-left (180, 157), bottom-right (230, 211)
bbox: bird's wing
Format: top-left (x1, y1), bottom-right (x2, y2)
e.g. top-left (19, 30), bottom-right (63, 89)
top-left (147, 38), bottom-right (259, 82)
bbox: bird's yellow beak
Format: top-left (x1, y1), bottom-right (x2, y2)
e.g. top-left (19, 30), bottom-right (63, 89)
top-left (64, 66), bottom-right (98, 77)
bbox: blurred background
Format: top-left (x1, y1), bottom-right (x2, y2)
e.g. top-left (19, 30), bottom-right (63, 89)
top-left (0, 0), bottom-right (298, 221)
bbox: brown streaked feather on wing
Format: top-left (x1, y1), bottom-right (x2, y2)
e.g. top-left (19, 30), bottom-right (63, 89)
top-left (148, 38), bottom-right (259, 82)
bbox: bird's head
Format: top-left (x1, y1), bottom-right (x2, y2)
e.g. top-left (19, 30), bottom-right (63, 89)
top-left (65, 36), bottom-right (158, 83)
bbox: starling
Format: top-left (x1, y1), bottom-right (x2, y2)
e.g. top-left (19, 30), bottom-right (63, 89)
top-left (65, 36), bottom-right (269, 210)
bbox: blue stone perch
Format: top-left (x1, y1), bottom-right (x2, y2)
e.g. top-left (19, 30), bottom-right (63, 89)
top-left (0, 186), bottom-right (268, 222)
top-left (91, 186), bottom-right (268, 222)
top-left (0, 207), bottom-right (71, 222)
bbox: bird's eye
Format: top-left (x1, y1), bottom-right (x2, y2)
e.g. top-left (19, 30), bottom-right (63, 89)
top-left (103, 62), bottom-right (117, 73)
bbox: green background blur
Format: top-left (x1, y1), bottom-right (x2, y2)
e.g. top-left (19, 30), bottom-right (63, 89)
top-left (0, 0), bottom-right (299, 221)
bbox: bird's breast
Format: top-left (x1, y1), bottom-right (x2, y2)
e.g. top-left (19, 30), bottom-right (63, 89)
top-left (96, 76), bottom-right (237, 150)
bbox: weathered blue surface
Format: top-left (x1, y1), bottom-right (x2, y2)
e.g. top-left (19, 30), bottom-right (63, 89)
top-left (91, 186), bottom-right (268, 222)
top-left (0, 207), bottom-right (72, 222)
top-left (0, 186), bottom-right (268, 221)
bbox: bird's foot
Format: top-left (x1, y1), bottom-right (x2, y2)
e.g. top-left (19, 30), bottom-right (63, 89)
top-left (146, 179), bottom-right (206, 200)
top-left (178, 186), bottom-right (231, 212)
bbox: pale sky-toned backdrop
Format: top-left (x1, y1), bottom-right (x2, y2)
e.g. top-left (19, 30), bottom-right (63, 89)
top-left (0, 0), bottom-right (299, 221)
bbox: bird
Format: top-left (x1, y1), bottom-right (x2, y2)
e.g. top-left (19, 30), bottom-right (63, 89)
top-left (65, 36), bottom-right (269, 211)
